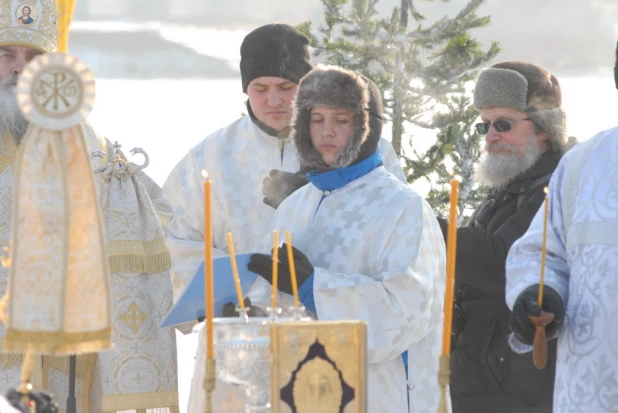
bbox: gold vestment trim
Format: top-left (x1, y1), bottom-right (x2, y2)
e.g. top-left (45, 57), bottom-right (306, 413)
top-left (3, 327), bottom-right (111, 355)
top-left (0, 133), bottom-right (18, 174)
top-left (107, 239), bottom-right (171, 273)
top-left (102, 391), bottom-right (180, 412)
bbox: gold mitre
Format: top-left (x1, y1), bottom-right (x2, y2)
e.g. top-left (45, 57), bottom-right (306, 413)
top-left (0, 0), bottom-right (110, 355)
top-left (0, 0), bottom-right (58, 53)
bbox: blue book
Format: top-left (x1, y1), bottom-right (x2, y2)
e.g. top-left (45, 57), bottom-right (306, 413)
top-left (160, 253), bottom-right (259, 328)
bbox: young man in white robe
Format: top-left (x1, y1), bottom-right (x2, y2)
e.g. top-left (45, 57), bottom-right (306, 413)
top-left (245, 65), bottom-right (446, 413)
top-left (504, 41), bottom-right (618, 413)
top-left (0, 1), bottom-right (178, 411)
top-left (164, 24), bottom-right (405, 413)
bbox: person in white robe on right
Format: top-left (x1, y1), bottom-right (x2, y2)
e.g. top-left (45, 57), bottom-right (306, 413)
top-left (505, 39), bottom-right (618, 413)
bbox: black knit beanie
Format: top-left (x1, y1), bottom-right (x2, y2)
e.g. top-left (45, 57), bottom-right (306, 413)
top-left (240, 24), bottom-right (313, 92)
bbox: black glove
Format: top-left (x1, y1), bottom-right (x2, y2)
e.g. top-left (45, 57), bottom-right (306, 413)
top-left (262, 170), bottom-right (309, 210)
top-left (247, 244), bottom-right (313, 295)
top-left (196, 298), bottom-right (266, 320)
top-left (510, 284), bottom-right (565, 345)
top-left (220, 297), bottom-right (266, 317)
top-left (5, 388), bottom-right (59, 413)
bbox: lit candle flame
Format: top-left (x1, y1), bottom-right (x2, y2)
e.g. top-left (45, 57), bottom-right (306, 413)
top-left (544, 186), bottom-right (548, 195)
top-left (201, 169), bottom-right (210, 180)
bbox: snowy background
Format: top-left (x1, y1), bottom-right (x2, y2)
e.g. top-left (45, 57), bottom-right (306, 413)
top-left (67, 2), bottom-right (618, 410)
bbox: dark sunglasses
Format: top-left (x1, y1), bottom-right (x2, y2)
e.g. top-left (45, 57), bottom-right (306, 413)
top-left (475, 118), bottom-right (531, 134)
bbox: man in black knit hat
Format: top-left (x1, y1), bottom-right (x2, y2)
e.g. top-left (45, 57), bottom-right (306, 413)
top-left (164, 23), bottom-right (404, 412)
top-left (239, 24), bottom-right (312, 135)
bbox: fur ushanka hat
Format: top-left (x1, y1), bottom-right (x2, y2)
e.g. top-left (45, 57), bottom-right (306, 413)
top-left (292, 65), bottom-right (376, 172)
top-left (474, 61), bottom-right (567, 150)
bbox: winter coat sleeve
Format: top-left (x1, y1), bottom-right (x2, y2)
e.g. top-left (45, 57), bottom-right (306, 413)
top-left (439, 184), bottom-right (548, 294)
top-left (163, 149), bottom-right (226, 310)
top-left (378, 138), bottom-right (406, 183)
top-left (309, 197), bottom-right (445, 365)
top-left (506, 156), bottom-right (572, 312)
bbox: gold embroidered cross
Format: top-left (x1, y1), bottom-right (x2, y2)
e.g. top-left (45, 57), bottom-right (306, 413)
top-left (118, 301), bottom-right (147, 334)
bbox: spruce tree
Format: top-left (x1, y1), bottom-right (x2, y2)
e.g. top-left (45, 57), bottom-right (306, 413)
top-left (299, 0), bottom-right (500, 219)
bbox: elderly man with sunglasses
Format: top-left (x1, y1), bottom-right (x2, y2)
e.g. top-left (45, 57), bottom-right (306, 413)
top-left (437, 61), bottom-right (571, 413)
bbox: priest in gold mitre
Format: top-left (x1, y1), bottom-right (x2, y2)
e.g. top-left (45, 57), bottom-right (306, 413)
top-left (0, 1), bottom-right (179, 411)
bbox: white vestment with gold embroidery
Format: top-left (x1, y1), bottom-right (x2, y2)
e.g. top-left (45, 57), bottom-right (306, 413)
top-left (0, 128), bottom-right (179, 413)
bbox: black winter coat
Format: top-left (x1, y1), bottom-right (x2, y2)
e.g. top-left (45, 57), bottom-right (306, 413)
top-left (439, 150), bottom-right (562, 413)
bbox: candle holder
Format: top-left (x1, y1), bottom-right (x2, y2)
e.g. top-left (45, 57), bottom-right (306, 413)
top-left (287, 306), bottom-right (310, 321)
top-left (528, 311), bottom-right (555, 369)
top-left (266, 307), bottom-right (282, 321)
top-left (213, 309), bottom-right (314, 413)
top-left (203, 359), bottom-right (216, 413)
top-left (214, 317), bottom-right (271, 413)
top-left (236, 306), bottom-right (250, 322)
top-left (437, 355), bottom-right (450, 413)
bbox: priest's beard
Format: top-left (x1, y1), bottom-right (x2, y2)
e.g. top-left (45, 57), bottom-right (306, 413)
top-left (0, 75), bottom-right (29, 144)
top-left (476, 135), bottom-right (544, 188)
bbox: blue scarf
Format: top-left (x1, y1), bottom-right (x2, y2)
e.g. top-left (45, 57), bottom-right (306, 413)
top-left (306, 151), bottom-right (383, 191)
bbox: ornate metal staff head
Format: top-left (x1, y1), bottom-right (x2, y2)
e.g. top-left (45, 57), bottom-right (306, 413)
top-left (91, 142), bottom-right (149, 173)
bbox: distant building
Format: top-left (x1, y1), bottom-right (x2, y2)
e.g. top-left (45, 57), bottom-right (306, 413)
top-left (72, 0), bottom-right (618, 74)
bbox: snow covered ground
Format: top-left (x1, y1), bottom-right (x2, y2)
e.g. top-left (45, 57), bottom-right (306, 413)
top-left (81, 27), bottom-right (618, 412)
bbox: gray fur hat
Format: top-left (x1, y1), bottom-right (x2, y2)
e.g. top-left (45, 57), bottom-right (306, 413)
top-left (474, 61), bottom-right (567, 150)
top-left (291, 65), bottom-right (370, 172)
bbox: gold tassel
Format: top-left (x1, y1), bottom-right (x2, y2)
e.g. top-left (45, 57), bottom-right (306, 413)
top-left (49, 355), bottom-right (92, 379)
top-left (437, 355), bottom-right (450, 413)
top-left (4, 327), bottom-right (111, 356)
top-left (0, 353), bottom-right (23, 369)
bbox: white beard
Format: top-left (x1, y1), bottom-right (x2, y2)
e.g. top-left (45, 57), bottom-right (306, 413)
top-left (0, 75), bottom-right (28, 143)
top-left (476, 135), bottom-right (545, 188)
